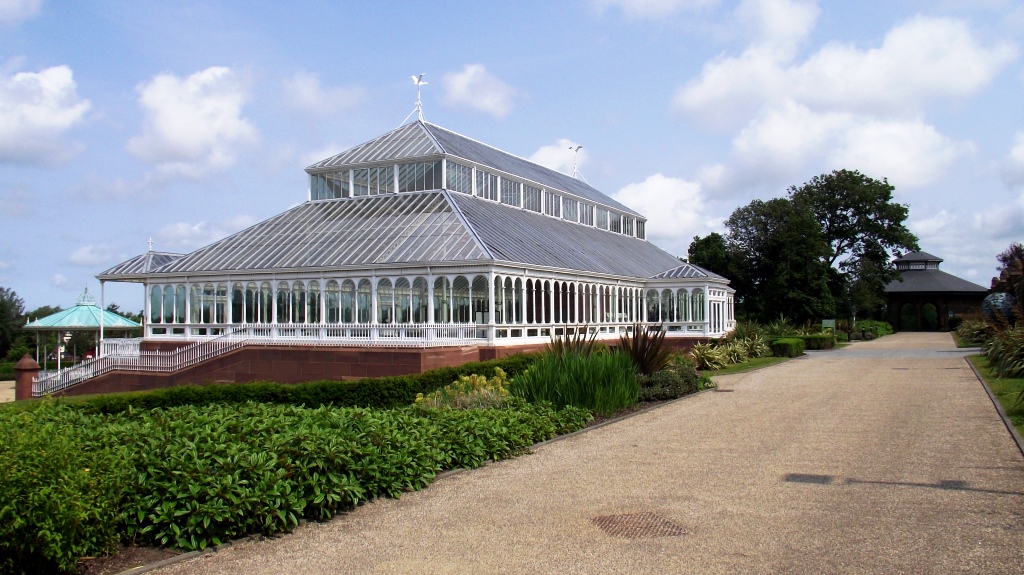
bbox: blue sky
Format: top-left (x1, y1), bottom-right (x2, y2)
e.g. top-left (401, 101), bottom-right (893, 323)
top-left (1, 0), bottom-right (1021, 311)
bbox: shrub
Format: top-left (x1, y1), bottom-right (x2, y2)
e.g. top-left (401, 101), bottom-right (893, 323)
top-left (740, 335), bottom-right (770, 359)
top-left (57, 354), bottom-right (539, 415)
top-left (857, 320), bottom-right (893, 337)
top-left (766, 315), bottom-right (797, 337)
top-left (985, 326), bottom-right (1024, 379)
top-left (511, 350), bottom-right (637, 416)
top-left (799, 334), bottom-right (835, 350)
top-left (956, 319), bottom-right (992, 345)
top-left (947, 316), bottom-right (963, 331)
top-left (415, 368), bottom-right (511, 409)
top-left (770, 338), bottom-right (805, 357)
top-left (723, 341), bottom-right (749, 364)
top-left (619, 324), bottom-right (672, 375)
top-left (730, 321), bottom-right (763, 340)
top-left (547, 328), bottom-right (600, 357)
top-left (690, 342), bottom-right (727, 370)
top-left (637, 356), bottom-right (700, 401)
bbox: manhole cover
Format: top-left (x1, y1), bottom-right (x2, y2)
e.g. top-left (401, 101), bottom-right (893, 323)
top-left (591, 512), bottom-right (686, 538)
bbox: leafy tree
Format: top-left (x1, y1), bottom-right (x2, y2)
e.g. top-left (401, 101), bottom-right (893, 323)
top-left (687, 233), bottom-right (733, 278)
top-left (0, 287), bottom-right (25, 359)
top-left (994, 242), bottom-right (1024, 302)
top-left (724, 199), bottom-right (834, 322)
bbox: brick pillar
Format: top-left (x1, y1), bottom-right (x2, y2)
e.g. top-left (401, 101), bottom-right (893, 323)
top-left (14, 354), bottom-right (40, 401)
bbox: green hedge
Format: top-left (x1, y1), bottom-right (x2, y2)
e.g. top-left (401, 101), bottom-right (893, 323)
top-left (0, 399), bottom-right (591, 573)
top-left (770, 338), bottom-right (805, 358)
top-left (799, 334), bottom-right (835, 350)
top-left (49, 354), bottom-right (539, 415)
top-left (856, 320), bottom-right (893, 337)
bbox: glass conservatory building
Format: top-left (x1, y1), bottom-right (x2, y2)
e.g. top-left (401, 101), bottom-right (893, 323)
top-left (98, 121), bottom-right (735, 350)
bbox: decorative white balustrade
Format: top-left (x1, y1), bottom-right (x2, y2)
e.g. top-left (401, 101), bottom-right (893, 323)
top-left (34, 320), bottom-right (723, 397)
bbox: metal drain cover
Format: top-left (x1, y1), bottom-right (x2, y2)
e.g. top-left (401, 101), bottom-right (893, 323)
top-left (592, 512), bottom-right (686, 538)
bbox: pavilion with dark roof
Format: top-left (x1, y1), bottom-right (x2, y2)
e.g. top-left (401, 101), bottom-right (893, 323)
top-left (885, 251), bottom-right (988, 331)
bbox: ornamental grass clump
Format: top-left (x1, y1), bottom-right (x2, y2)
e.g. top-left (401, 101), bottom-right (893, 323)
top-left (689, 342), bottom-right (727, 370)
top-left (415, 368), bottom-right (511, 409)
top-left (511, 349), bottom-right (637, 416)
top-left (986, 325), bottom-right (1024, 379)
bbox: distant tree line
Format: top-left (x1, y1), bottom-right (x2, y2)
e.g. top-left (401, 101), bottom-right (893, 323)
top-left (688, 169), bottom-right (919, 324)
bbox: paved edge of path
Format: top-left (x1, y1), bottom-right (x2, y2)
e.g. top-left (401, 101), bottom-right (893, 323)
top-left (966, 355), bottom-right (1024, 459)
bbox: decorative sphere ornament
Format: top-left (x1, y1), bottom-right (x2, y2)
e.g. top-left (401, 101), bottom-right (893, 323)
top-left (982, 292), bottom-right (1017, 324)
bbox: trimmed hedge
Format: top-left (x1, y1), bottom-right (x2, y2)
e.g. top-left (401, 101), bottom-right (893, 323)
top-left (52, 354), bottom-right (540, 415)
top-left (799, 334), bottom-right (835, 350)
top-left (770, 338), bottom-right (805, 358)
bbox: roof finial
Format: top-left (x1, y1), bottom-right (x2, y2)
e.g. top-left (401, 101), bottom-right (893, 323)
top-left (147, 237), bottom-right (153, 252)
top-left (569, 145), bottom-right (583, 179)
top-left (399, 74), bottom-right (428, 127)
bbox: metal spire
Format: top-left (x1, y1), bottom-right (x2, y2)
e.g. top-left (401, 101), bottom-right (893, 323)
top-left (399, 74), bottom-right (429, 127)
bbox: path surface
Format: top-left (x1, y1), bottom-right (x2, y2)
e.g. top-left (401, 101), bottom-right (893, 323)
top-left (157, 333), bottom-right (1024, 575)
top-left (0, 380), bottom-right (13, 403)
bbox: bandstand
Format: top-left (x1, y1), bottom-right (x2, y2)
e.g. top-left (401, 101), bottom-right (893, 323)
top-left (33, 120), bottom-right (735, 397)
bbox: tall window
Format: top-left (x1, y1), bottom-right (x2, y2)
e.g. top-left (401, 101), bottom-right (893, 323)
top-left (544, 191), bottom-right (561, 217)
top-left (609, 213), bottom-right (622, 233)
top-left (326, 280), bottom-right (340, 323)
top-left (291, 281), bottom-right (306, 323)
top-left (500, 179), bottom-right (521, 206)
top-left (475, 170), bottom-right (498, 200)
top-left (637, 220), bottom-right (646, 240)
top-left (471, 275), bottom-right (489, 323)
top-left (307, 281), bottom-right (320, 323)
top-left (412, 277), bottom-right (428, 323)
top-left (597, 208), bottom-right (609, 230)
top-left (562, 198), bottom-right (578, 222)
top-left (377, 279), bottom-right (394, 324)
top-left (523, 185), bottom-right (542, 212)
top-left (231, 283), bottom-right (243, 324)
top-left (357, 279), bottom-right (371, 323)
top-left (398, 161), bottom-right (442, 192)
top-left (433, 277), bottom-right (451, 323)
top-left (260, 283), bottom-right (273, 323)
top-left (691, 289), bottom-right (705, 322)
top-left (580, 204), bottom-right (594, 226)
top-left (341, 280), bottom-right (355, 322)
top-left (623, 217), bottom-right (635, 236)
top-left (452, 276), bottom-right (470, 323)
top-left (446, 161), bottom-right (473, 194)
top-left (395, 278), bottom-right (411, 323)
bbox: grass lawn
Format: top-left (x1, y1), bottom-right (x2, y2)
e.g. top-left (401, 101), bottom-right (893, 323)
top-left (968, 355), bottom-right (1024, 437)
top-left (706, 355), bottom-right (790, 376)
top-left (953, 333), bottom-right (986, 348)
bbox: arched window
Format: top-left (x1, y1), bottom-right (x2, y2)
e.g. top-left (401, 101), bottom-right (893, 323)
top-left (504, 277), bottom-right (515, 325)
top-left (692, 288), bottom-right (705, 322)
top-left (645, 290), bottom-right (658, 323)
top-left (377, 278), bottom-right (394, 324)
top-left (175, 285), bottom-right (186, 324)
top-left (288, 281), bottom-right (303, 324)
top-left (245, 283), bottom-right (257, 323)
top-left (514, 278), bottom-right (523, 324)
top-left (357, 279), bottom-right (372, 323)
top-left (326, 280), bottom-right (340, 323)
top-left (493, 276), bottom-right (504, 324)
top-left (307, 280), bottom-right (320, 324)
top-left (277, 282), bottom-right (290, 323)
top-left (677, 289), bottom-right (689, 322)
top-left (433, 277), bottom-right (451, 323)
top-left (569, 283), bottom-right (577, 324)
top-left (543, 280), bottom-right (551, 324)
top-left (149, 286), bottom-right (162, 324)
top-left (213, 284), bottom-right (226, 324)
top-left (231, 283), bottom-right (244, 324)
top-left (190, 285), bottom-right (201, 323)
top-left (412, 277), bottom-right (428, 323)
top-left (395, 278), bottom-right (411, 323)
top-left (526, 279), bottom-right (535, 324)
top-left (453, 276), bottom-right (470, 323)
top-left (204, 283), bottom-right (216, 323)
top-left (260, 283), bottom-right (273, 323)
top-left (661, 289), bottom-right (674, 322)
top-left (471, 275), bottom-right (489, 323)
top-left (162, 286), bottom-right (174, 324)
top-left (341, 280), bottom-right (356, 323)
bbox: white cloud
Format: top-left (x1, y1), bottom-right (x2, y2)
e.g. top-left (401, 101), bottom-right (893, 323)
top-left (441, 64), bottom-right (516, 119)
top-left (528, 138), bottom-right (588, 175)
top-left (155, 215), bottom-right (256, 252)
top-left (302, 143), bottom-right (343, 169)
top-left (0, 261), bottom-right (9, 270)
top-left (1004, 130), bottom-right (1024, 187)
top-left (0, 65), bottom-right (90, 164)
top-left (50, 273), bottom-right (68, 288)
top-left (592, 0), bottom-right (718, 18)
top-left (612, 173), bottom-right (717, 255)
top-left (128, 67), bottom-right (257, 179)
top-left (735, 0), bottom-right (820, 55)
top-left (282, 72), bottom-right (364, 117)
top-left (0, 0), bottom-right (41, 26)
top-left (67, 244), bottom-right (124, 268)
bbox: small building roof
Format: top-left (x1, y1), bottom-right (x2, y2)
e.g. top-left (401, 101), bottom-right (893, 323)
top-left (649, 262), bottom-right (724, 280)
top-left (885, 270), bottom-right (988, 294)
top-left (894, 251), bottom-right (942, 263)
top-left (23, 288), bottom-right (140, 330)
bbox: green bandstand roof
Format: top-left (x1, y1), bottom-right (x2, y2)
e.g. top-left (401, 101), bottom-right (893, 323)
top-left (24, 288), bottom-right (140, 331)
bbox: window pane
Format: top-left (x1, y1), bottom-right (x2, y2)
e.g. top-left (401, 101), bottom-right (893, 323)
top-left (524, 185), bottom-right (541, 212)
top-left (353, 168), bottom-right (369, 196)
top-left (597, 208), bottom-right (609, 230)
top-left (562, 198), bottom-right (578, 222)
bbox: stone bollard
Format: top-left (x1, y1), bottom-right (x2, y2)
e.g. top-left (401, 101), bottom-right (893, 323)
top-left (14, 354), bottom-right (40, 401)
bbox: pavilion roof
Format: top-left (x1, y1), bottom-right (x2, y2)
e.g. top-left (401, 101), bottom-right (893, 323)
top-left (24, 289), bottom-right (140, 330)
top-left (649, 262), bottom-right (725, 280)
top-left (885, 269), bottom-right (988, 294)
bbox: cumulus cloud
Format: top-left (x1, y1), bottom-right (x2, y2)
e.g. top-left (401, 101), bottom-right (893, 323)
top-left (0, 0), bottom-right (41, 26)
top-left (67, 244), bottom-right (125, 268)
top-left (282, 72), bottom-right (364, 117)
top-left (441, 65), bottom-right (516, 119)
top-left (128, 67), bottom-right (257, 179)
top-left (675, 12), bottom-right (1015, 189)
top-left (0, 261), bottom-right (9, 270)
top-left (592, 0), bottom-right (718, 18)
top-left (155, 215), bottom-right (256, 252)
top-left (528, 138), bottom-right (588, 175)
top-left (50, 273), bottom-right (68, 288)
top-left (612, 174), bottom-right (718, 255)
top-left (0, 65), bottom-right (90, 164)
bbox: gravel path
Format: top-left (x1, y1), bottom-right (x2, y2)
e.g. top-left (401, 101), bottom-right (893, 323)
top-left (156, 333), bottom-right (1024, 574)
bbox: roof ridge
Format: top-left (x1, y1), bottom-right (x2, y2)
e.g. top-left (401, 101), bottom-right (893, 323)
top-left (441, 191), bottom-right (495, 261)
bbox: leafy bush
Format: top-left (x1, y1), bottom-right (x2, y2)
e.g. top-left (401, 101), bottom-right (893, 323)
top-left (55, 354), bottom-right (539, 415)
top-left (415, 368), bottom-right (511, 409)
top-left (619, 324), bottom-right (672, 375)
top-left (956, 319), bottom-right (993, 345)
top-left (511, 350), bottom-right (637, 416)
top-left (0, 406), bottom-right (130, 574)
top-left (986, 326), bottom-right (1024, 379)
top-left (689, 342), bottom-right (727, 370)
top-left (799, 334), bottom-right (835, 350)
top-left (947, 316), bottom-right (963, 331)
top-left (740, 335), bottom-right (770, 358)
top-left (0, 399), bottom-right (591, 568)
top-left (722, 341), bottom-right (749, 364)
top-left (856, 320), bottom-right (893, 337)
top-left (730, 321), bottom-right (763, 341)
top-left (770, 338), bottom-right (806, 357)
top-left (637, 355), bottom-right (700, 401)
top-left (766, 315), bottom-right (797, 337)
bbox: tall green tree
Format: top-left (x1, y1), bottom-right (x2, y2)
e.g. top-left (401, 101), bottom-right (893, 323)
top-left (724, 199), bottom-right (834, 322)
top-left (687, 232), bottom-right (733, 278)
top-left (0, 287), bottom-right (25, 359)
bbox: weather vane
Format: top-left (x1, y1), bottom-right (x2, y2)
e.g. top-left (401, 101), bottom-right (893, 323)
top-left (569, 145), bottom-right (583, 179)
top-left (399, 73), bottom-right (428, 127)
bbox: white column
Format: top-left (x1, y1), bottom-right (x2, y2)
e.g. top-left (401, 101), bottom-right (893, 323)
top-left (99, 280), bottom-right (105, 358)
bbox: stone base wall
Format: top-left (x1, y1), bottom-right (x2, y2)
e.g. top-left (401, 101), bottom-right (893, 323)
top-left (54, 342), bottom-right (550, 397)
